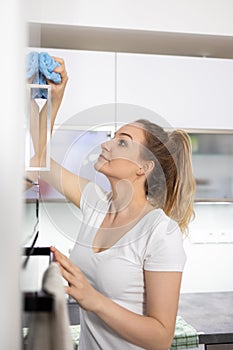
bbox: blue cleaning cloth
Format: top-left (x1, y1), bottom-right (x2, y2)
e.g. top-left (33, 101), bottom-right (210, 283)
top-left (39, 52), bottom-right (61, 84)
top-left (26, 51), bottom-right (39, 82)
top-left (26, 51), bottom-right (39, 98)
top-left (26, 51), bottom-right (61, 99)
top-left (38, 52), bottom-right (61, 98)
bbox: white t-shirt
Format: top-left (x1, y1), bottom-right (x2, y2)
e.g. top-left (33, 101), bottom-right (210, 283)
top-left (70, 182), bottom-right (187, 350)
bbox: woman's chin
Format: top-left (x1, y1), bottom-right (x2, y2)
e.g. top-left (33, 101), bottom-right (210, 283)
top-left (94, 161), bottom-right (104, 173)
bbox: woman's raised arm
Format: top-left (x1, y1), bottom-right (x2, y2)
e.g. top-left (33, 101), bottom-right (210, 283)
top-left (28, 56), bottom-right (89, 208)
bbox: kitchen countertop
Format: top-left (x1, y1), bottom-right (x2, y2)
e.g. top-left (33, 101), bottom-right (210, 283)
top-left (178, 291), bottom-right (233, 346)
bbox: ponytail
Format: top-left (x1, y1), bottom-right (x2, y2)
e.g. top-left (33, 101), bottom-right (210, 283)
top-left (135, 119), bottom-right (196, 235)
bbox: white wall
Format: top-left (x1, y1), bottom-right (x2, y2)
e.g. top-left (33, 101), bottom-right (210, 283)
top-left (0, 1), bottom-right (25, 349)
top-left (181, 203), bottom-right (233, 293)
top-left (26, 0), bottom-right (233, 36)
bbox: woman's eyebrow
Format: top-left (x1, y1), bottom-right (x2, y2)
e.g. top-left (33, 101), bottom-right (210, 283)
top-left (114, 132), bottom-right (133, 140)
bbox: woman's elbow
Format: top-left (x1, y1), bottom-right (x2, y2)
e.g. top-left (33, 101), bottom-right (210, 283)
top-left (149, 329), bottom-right (174, 350)
top-left (160, 331), bottom-right (174, 350)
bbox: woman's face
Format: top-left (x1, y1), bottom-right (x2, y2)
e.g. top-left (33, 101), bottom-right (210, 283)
top-left (94, 123), bottom-right (147, 181)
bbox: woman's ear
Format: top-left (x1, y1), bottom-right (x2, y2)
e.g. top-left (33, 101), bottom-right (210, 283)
top-left (137, 161), bottom-right (154, 176)
top-left (136, 167), bottom-right (144, 176)
top-left (143, 160), bottom-right (154, 175)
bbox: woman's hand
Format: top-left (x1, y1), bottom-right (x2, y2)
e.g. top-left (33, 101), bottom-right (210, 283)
top-left (48, 56), bottom-right (69, 113)
top-left (50, 246), bottom-right (101, 312)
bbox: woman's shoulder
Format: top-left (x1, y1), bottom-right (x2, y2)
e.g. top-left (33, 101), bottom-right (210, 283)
top-left (143, 209), bottom-right (186, 271)
top-left (146, 208), bottom-right (184, 246)
top-left (148, 208), bottom-right (179, 231)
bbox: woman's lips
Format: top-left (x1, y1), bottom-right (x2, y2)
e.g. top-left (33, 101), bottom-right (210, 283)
top-left (99, 154), bottom-right (109, 161)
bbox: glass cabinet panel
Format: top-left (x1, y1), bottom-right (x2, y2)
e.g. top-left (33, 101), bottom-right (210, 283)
top-left (189, 132), bottom-right (233, 201)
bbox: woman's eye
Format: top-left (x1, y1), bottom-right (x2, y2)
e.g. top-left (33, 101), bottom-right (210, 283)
top-left (117, 139), bottom-right (128, 147)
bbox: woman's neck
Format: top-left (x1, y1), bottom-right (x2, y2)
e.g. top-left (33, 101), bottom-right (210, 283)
top-left (109, 179), bottom-right (149, 216)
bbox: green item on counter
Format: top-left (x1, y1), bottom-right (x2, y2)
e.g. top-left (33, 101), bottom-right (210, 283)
top-left (170, 315), bottom-right (199, 349)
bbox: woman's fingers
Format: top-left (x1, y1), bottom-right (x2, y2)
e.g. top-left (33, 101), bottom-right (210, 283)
top-left (52, 56), bottom-right (65, 65)
top-left (50, 246), bottom-right (80, 275)
top-left (59, 264), bottom-right (76, 285)
top-left (50, 246), bottom-right (68, 265)
top-left (42, 56), bottom-right (68, 87)
top-left (65, 285), bottom-right (72, 295)
top-left (52, 56), bottom-right (68, 76)
top-left (51, 247), bottom-right (77, 287)
top-left (51, 246), bottom-right (71, 270)
top-left (50, 246), bottom-right (94, 307)
top-left (50, 245), bottom-right (66, 260)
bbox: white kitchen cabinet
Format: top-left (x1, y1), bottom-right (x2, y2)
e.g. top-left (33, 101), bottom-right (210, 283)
top-left (116, 53), bottom-right (233, 129)
top-left (33, 48), bottom-right (116, 129)
top-left (26, 0), bottom-right (233, 38)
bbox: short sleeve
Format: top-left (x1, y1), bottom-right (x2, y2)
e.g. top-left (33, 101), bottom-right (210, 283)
top-left (144, 218), bottom-right (187, 272)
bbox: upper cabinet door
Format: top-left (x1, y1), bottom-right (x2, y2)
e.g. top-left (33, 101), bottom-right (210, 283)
top-left (116, 53), bottom-right (233, 130)
top-left (36, 48), bottom-right (116, 128)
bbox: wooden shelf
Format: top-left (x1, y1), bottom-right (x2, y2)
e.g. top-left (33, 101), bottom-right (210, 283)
top-left (28, 22), bottom-right (233, 59)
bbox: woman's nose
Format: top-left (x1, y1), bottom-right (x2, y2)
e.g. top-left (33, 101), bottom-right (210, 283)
top-left (101, 139), bottom-right (112, 151)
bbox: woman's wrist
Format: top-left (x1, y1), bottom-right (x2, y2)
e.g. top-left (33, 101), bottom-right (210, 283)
top-left (90, 289), bottom-right (108, 315)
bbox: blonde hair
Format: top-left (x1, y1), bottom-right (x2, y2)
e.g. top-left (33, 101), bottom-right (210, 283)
top-left (136, 119), bottom-right (196, 235)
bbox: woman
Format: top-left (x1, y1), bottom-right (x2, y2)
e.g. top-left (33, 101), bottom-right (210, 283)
top-left (33, 57), bottom-right (195, 350)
